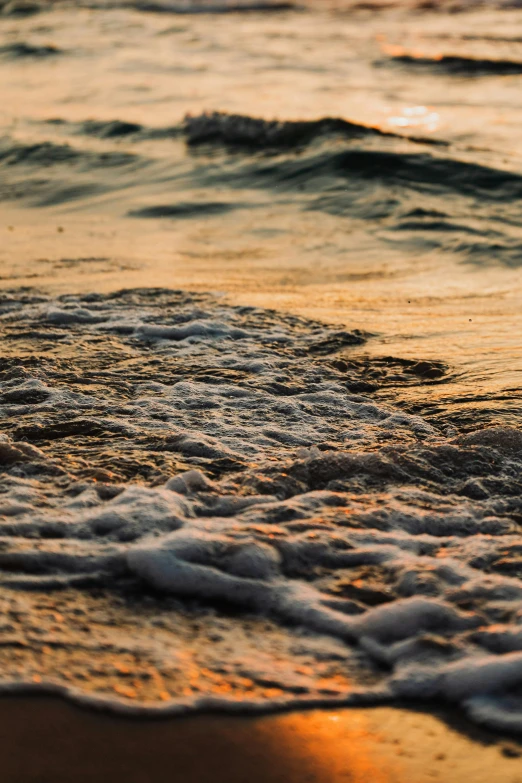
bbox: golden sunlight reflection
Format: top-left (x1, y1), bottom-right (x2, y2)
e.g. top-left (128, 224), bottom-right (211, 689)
top-left (386, 106), bottom-right (441, 133)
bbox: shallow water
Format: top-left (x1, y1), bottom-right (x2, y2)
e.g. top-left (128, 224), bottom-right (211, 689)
top-left (1, 0), bottom-right (522, 402)
top-left (0, 0), bottom-right (522, 737)
top-left (0, 288), bottom-right (521, 736)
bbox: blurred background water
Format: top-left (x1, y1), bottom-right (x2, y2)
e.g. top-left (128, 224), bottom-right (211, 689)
top-left (1, 0), bottom-right (521, 423)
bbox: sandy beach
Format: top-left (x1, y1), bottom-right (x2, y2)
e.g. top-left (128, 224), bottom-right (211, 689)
top-left (1, 697), bottom-right (521, 783)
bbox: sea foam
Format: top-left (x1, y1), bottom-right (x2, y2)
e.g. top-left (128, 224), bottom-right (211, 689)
top-left (0, 288), bottom-right (521, 729)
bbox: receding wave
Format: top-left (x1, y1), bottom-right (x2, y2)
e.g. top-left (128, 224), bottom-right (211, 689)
top-left (8, 119), bottom-right (522, 265)
top-left (0, 287), bottom-right (521, 734)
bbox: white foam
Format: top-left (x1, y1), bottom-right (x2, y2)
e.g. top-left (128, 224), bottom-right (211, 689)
top-left (0, 289), bottom-right (521, 728)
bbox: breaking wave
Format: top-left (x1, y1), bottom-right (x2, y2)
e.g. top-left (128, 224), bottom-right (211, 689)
top-left (183, 111), bottom-right (395, 150)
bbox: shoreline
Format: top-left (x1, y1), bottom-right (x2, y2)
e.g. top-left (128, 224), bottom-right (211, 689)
top-left (0, 288), bottom-right (521, 747)
top-left (3, 205), bottom-right (522, 405)
top-left (1, 696), bottom-right (521, 783)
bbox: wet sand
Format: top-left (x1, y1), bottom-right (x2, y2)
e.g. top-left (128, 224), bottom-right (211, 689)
top-left (1, 697), bottom-right (521, 783)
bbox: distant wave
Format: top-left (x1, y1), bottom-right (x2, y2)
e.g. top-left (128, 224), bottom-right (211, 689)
top-left (0, 1), bottom-right (42, 16)
top-left (77, 119), bottom-right (144, 138)
top-left (45, 112), bottom-right (445, 148)
top-left (0, 42), bottom-right (62, 59)
top-left (324, 0), bottom-right (522, 10)
top-left (0, 138), bottom-right (140, 168)
top-left (75, 119), bottom-right (182, 140)
top-left (135, 0), bottom-right (295, 11)
top-left (84, 0), bottom-right (296, 13)
top-left (384, 53), bottom-right (522, 76)
top-left (129, 202), bottom-right (240, 218)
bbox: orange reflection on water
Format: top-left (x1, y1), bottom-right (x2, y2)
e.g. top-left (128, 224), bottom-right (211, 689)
top-left (380, 42), bottom-right (444, 62)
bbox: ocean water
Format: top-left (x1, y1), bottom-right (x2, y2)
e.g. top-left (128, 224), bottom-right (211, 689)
top-left (1, 0), bottom-right (522, 735)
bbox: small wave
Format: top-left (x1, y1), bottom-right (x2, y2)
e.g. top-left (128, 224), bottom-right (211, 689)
top-left (0, 1), bottom-right (43, 17)
top-left (183, 111), bottom-right (392, 150)
top-left (85, 0), bottom-right (296, 13)
top-left (0, 140), bottom-right (78, 167)
top-left (388, 225), bottom-right (522, 268)
top-left (80, 119), bottom-right (182, 140)
top-left (54, 113), bottom-right (438, 149)
top-left (0, 138), bottom-right (141, 168)
top-left (384, 53), bottom-right (522, 76)
top-left (47, 118), bottom-right (183, 141)
top-left (198, 144), bottom-right (522, 202)
top-left (78, 120), bottom-right (144, 138)
top-left (0, 138), bottom-right (147, 206)
top-left (0, 42), bottom-right (62, 59)
top-left (129, 201), bottom-right (241, 218)
top-left (330, 150), bottom-right (522, 198)
top-left (134, 0), bottom-right (295, 12)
